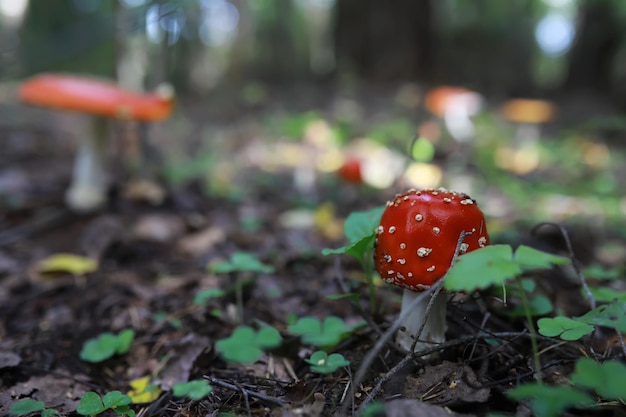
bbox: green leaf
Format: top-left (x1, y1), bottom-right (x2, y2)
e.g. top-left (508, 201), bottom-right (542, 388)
top-left (514, 245), bottom-right (570, 269)
top-left (102, 391), bottom-right (131, 409)
top-left (508, 294), bottom-right (553, 317)
top-left (322, 206), bottom-right (384, 264)
top-left (508, 383), bottom-right (594, 417)
top-left (194, 288), bottom-right (225, 305)
top-left (210, 252), bottom-right (274, 274)
top-left (578, 301), bottom-right (626, 333)
top-left (80, 333), bottom-right (119, 363)
top-left (588, 287), bottom-right (626, 302)
top-left (305, 351), bottom-right (351, 374)
top-left (444, 245), bottom-right (521, 292)
top-left (343, 206), bottom-right (384, 243)
top-left (582, 264), bottom-right (621, 280)
top-left (571, 358), bottom-right (626, 400)
top-left (216, 326), bottom-right (282, 364)
top-left (76, 392), bottom-right (106, 415)
top-left (172, 380), bottom-right (213, 400)
top-left (8, 399), bottom-right (45, 416)
top-left (288, 316), bottom-right (363, 347)
top-left (41, 409), bottom-right (58, 417)
top-left (80, 329), bottom-right (135, 363)
top-left (537, 316), bottom-right (594, 340)
top-left (115, 329), bottom-right (135, 355)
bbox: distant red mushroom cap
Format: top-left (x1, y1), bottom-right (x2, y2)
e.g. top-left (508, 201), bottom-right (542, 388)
top-left (338, 157), bottom-right (363, 184)
top-left (374, 188), bottom-right (489, 291)
top-left (425, 86), bottom-right (482, 118)
top-left (18, 73), bottom-right (174, 121)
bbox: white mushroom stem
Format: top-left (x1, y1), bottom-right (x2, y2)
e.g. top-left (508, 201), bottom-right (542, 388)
top-left (65, 117), bottom-right (110, 211)
top-left (396, 289), bottom-right (448, 353)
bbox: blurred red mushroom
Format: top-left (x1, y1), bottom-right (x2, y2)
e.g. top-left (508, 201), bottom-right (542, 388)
top-left (18, 73), bottom-right (174, 211)
top-left (337, 157), bottom-right (363, 184)
top-left (374, 188), bottom-right (489, 353)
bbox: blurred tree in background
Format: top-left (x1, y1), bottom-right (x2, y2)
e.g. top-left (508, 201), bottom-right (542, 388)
top-left (4, 0), bottom-right (626, 102)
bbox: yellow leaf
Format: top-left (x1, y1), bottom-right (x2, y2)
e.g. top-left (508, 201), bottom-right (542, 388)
top-left (127, 376), bottom-right (162, 404)
top-left (37, 254), bottom-right (98, 275)
top-left (314, 202), bottom-right (343, 240)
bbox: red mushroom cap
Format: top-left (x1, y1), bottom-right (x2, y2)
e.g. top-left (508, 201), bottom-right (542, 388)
top-left (424, 86), bottom-right (482, 118)
top-left (374, 188), bottom-right (489, 291)
top-left (18, 73), bottom-right (173, 121)
top-left (338, 157), bottom-right (363, 184)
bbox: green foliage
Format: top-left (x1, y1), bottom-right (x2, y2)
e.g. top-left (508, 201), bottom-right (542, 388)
top-left (502, 278), bottom-right (553, 317)
top-left (537, 316), bottom-right (594, 340)
top-left (538, 300), bottom-right (626, 341)
top-left (215, 326), bottom-right (282, 364)
top-left (209, 252), bottom-right (275, 274)
top-left (444, 245), bottom-right (570, 292)
top-left (358, 401), bottom-right (386, 417)
top-left (172, 380), bottom-right (213, 400)
top-left (571, 358), bottom-right (626, 401)
top-left (76, 391), bottom-right (134, 417)
top-left (80, 329), bottom-right (135, 363)
top-left (288, 316), bottom-right (364, 348)
top-left (305, 351), bottom-right (350, 374)
top-left (588, 286), bottom-right (626, 302)
top-left (578, 300), bottom-right (626, 333)
top-left (8, 399), bottom-right (57, 417)
top-left (507, 384), bottom-right (594, 417)
top-left (322, 206), bottom-right (384, 266)
top-left (194, 288), bottom-right (225, 305)
top-left (582, 264), bottom-right (622, 280)
top-left (409, 136), bottom-right (435, 162)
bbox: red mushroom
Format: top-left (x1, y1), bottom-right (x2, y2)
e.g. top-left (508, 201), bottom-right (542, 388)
top-left (18, 73), bottom-right (174, 211)
top-left (374, 188), bottom-right (489, 353)
top-left (337, 157), bottom-right (363, 184)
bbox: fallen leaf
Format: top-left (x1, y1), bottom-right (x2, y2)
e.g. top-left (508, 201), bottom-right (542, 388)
top-left (127, 376), bottom-right (162, 404)
top-left (36, 253), bottom-right (98, 275)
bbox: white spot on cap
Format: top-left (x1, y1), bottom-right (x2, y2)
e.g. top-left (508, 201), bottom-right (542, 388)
top-left (460, 199), bottom-right (474, 205)
top-left (427, 265), bottom-right (436, 272)
top-left (460, 243), bottom-right (469, 253)
top-left (376, 225), bottom-right (384, 235)
top-left (417, 247), bottom-right (432, 257)
top-left (415, 214), bottom-right (423, 221)
top-left (397, 258), bottom-right (406, 265)
top-left (478, 236), bottom-right (487, 247)
top-left (387, 270), bottom-right (395, 275)
top-left (396, 272), bottom-right (406, 280)
top-left (443, 197), bottom-right (452, 203)
top-left (400, 243), bottom-right (406, 249)
top-left (388, 226), bottom-right (396, 234)
top-left (432, 227), bottom-right (441, 234)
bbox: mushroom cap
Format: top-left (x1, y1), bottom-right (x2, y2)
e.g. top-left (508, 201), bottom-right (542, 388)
top-left (425, 86), bottom-right (482, 118)
top-left (501, 99), bottom-right (555, 124)
top-left (18, 73), bottom-right (174, 121)
top-left (374, 188), bottom-right (489, 291)
top-left (337, 157), bottom-right (363, 184)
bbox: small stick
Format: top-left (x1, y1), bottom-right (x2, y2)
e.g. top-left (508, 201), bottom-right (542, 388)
top-left (204, 376), bottom-right (287, 407)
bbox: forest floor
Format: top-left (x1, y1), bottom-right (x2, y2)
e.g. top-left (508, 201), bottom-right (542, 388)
top-left (1, 86), bottom-right (625, 417)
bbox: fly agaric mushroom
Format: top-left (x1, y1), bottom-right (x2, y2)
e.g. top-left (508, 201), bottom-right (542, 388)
top-left (18, 73), bottom-right (174, 211)
top-left (374, 188), bottom-right (489, 353)
top-left (424, 86), bottom-right (483, 143)
top-left (337, 157), bottom-right (363, 184)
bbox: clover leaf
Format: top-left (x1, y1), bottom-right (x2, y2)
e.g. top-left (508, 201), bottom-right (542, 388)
top-left (80, 329), bottom-right (135, 363)
top-left (210, 252), bottom-right (274, 274)
top-left (537, 316), bottom-right (594, 340)
top-left (76, 391), bottom-right (134, 417)
top-left (8, 399), bottom-right (51, 416)
top-left (571, 358), bottom-right (626, 401)
top-left (577, 300), bottom-right (626, 333)
top-left (172, 380), bottom-right (213, 400)
top-left (288, 316), bottom-right (364, 348)
top-left (215, 326), bottom-right (282, 364)
top-left (508, 383), bottom-right (593, 417)
top-left (305, 351), bottom-right (351, 374)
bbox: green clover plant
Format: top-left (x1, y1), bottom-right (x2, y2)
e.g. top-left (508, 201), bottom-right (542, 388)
top-left (215, 325), bottom-right (282, 364)
top-left (193, 288), bottom-right (225, 305)
top-left (80, 329), bottom-right (135, 363)
top-left (322, 206), bottom-right (384, 311)
top-left (507, 384), bottom-right (594, 417)
top-left (172, 380), bottom-right (213, 400)
top-left (8, 399), bottom-right (57, 417)
top-left (305, 351), bottom-right (350, 374)
top-left (209, 252), bottom-right (274, 274)
top-left (570, 358), bottom-right (626, 401)
top-left (76, 391), bottom-right (134, 417)
top-left (288, 316), bottom-right (365, 348)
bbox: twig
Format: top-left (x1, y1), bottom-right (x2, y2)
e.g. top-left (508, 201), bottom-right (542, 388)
top-left (204, 376), bottom-right (287, 407)
top-left (532, 222), bottom-right (596, 309)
